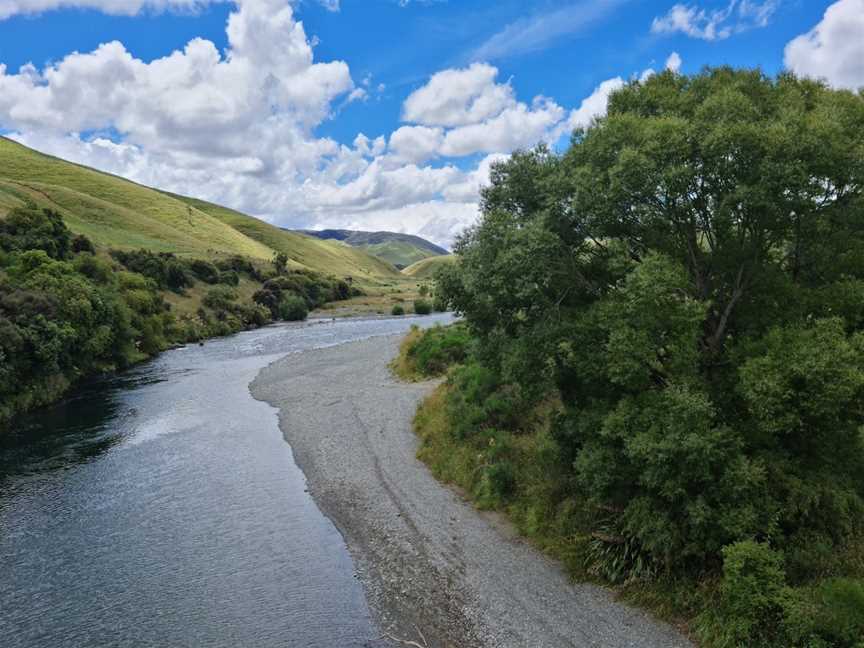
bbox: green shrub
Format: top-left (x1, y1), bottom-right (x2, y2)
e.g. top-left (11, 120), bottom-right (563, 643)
top-left (73, 254), bottom-right (113, 284)
top-left (391, 304), bottom-right (405, 316)
top-left (392, 324), bottom-right (471, 381)
top-left (111, 249), bottom-right (192, 291)
top-left (432, 293), bottom-right (448, 312)
top-left (219, 270), bottom-right (240, 286)
top-left (278, 294), bottom-right (308, 321)
top-left (698, 541), bottom-right (789, 647)
top-left (812, 578), bottom-right (864, 646)
top-left (408, 324), bottom-right (471, 375)
top-left (0, 207), bottom-right (70, 259)
top-left (202, 285), bottom-right (239, 310)
top-left (71, 234), bottom-right (95, 255)
top-left (413, 299), bottom-right (432, 315)
top-left (189, 259), bottom-right (220, 284)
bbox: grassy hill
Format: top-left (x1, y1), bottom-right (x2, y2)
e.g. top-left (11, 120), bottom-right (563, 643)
top-left (297, 228), bottom-right (448, 268)
top-left (168, 196), bottom-right (401, 283)
top-left (402, 254), bottom-right (457, 279)
top-left (0, 136), bottom-right (400, 285)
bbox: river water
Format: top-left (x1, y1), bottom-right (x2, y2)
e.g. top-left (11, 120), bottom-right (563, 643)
top-left (0, 314), bottom-right (453, 647)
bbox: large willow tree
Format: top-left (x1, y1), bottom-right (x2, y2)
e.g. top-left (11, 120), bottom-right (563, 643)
top-left (439, 68), bottom-right (864, 568)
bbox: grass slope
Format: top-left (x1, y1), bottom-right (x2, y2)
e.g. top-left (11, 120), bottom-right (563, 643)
top-left (402, 254), bottom-right (457, 279)
top-left (358, 240), bottom-right (441, 268)
top-left (170, 195), bottom-right (401, 283)
top-left (0, 137), bottom-right (400, 283)
top-left (298, 228), bottom-right (448, 268)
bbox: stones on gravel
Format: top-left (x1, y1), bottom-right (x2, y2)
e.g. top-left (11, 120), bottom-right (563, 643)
top-left (251, 335), bottom-right (692, 648)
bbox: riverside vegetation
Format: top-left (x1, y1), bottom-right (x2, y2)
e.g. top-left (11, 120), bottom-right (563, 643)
top-left (400, 69), bottom-right (864, 647)
top-left (0, 207), bottom-right (357, 425)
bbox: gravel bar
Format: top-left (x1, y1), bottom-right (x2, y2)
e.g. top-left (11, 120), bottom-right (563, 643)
top-left (251, 334), bottom-right (693, 648)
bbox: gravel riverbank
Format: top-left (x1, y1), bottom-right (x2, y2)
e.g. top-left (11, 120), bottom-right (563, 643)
top-left (251, 334), bottom-right (692, 648)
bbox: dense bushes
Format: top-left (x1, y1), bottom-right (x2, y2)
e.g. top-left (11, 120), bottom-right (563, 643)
top-left (0, 207), bottom-right (354, 425)
top-left (430, 69), bottom-right (864, 645)
top-left (278, 294), bottom-right (308, 321)
top-left (0, 209), bottom-right (165, 422)
top-left (111, 249), bottom-right (192, 292)
top-left (413, 299), bottom-right (432, 315)
top-left (390, 324), bottom-right (471, 380)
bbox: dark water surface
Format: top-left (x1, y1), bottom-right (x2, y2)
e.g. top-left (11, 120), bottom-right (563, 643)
top-left (0, 314), bottom-right (453, 647)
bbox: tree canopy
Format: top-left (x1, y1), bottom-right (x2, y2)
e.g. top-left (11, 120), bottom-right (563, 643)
top-left (439, 68), bottom-right (864, 584)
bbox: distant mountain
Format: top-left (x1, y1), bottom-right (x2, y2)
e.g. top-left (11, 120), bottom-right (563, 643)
top-left (294, 229), bottom-right (449, 269)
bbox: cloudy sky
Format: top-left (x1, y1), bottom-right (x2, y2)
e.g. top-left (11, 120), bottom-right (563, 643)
top-left (0, 0), bottom-right (862, 248)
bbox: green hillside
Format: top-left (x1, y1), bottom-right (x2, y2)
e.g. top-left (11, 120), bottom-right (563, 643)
top-left (167, 196), bottom-right (402, 283)
top-left (360, 240), bottom-right (439, 268)
top-left (297, 228), bottom-right (448, 268)
top-left (402, 254), bottom-right (457, 279)
top-left (0, 136), bottom-right (400, 283)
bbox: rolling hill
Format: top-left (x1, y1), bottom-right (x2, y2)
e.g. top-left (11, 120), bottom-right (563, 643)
top-left (401, 254), bottom-right (458, 279)
top-left (0, 136), bottom-right (400, 284)
top-left (297, 228), bottom-right (448, 269)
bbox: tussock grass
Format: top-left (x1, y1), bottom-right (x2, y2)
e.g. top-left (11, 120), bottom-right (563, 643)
top-left (390, 326), bottom-right (426, 381)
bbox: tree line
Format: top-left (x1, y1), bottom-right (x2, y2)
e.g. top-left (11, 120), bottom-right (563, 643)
top-left (0, 206), bottom-right (356, 425)
top-left (425, 68), bottom-right (864, 647)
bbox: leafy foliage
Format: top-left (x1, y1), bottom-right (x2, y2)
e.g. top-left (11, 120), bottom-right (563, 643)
top-left (0, 207), bottom-right (353, 424)
top-left (390, 324), bottom-right (471, 380)
top-left (432, 69), bottom-right (864, 645)
top-left (413, 299), bottom-right (432, 315)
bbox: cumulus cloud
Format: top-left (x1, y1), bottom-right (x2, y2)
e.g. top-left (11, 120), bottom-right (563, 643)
top-left (388, 125), bottom-right (444, 164)
top-left (666, 51), bottom-right (683, 72)
top-left (0, 0), bottom-right (637, 248)
top-left (439, 98), bottom-right (565, 157)
top-left (784, 0), bottom-right (864, 91)
top-left (398, 64), bottom-right (575, 160)
top-left (558, 77), bottom-right (625, 136)
top-left (402, 63), bottom-right (515, 128)
top-left (651, 1), bottom-right (779, 41)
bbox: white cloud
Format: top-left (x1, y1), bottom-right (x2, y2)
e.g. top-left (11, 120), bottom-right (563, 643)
top-left (440, 98), bottom-right (565, 157)
top-left (665, 51), bottom-right (683, 72)
top-left (784, 0), bottom-right (864, 91)
top-left (388, 125), bottom-right (444, 164)
top-left (559, 77), bottom-right (625, 135)
top-left (0, 0), bottom-right (637, 249)
top-left (0, 0), bottom-right (335, 18)
top-left (468, 0), bottom-right (630, 62)
top-left (400, 64), bottom-right (574, 159)
top-left (402, 63), bottom-right (515, 128)
top-left (0, 0), bottom-right (218, 19)
top-left (651, 1), bottom-right (779, 41)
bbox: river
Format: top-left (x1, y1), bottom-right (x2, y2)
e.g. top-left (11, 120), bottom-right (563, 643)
top-left (0, 314), bottom-right (453, 648)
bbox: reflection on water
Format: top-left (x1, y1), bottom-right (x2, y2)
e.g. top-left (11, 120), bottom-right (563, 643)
top-left (0, 314), bottom-right (453, 648)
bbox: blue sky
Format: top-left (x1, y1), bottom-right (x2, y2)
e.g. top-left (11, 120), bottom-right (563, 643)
top-left (0, 1), bottom-right (860, 246)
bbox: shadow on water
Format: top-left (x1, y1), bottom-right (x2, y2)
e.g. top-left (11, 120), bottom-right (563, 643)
top-left (0, 314), bottom-right (454, 648)
top-left (0, 361), bottom-right (202, 484)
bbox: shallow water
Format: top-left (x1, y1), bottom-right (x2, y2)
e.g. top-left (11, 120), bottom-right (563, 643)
top-left (0, 314), bottom-right (453, 647)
